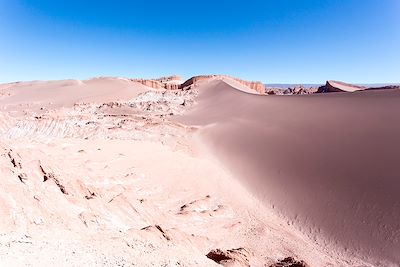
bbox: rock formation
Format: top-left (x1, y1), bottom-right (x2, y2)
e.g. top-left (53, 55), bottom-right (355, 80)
top-left (317, 80), bottom-right (400, 93)
top-left (266, 86), bottom-right (318, 95)
top-left (206, 248), bottom-right (251, 266)
top-left (317, 80), bottom-right (366, 93)
top-left (132, 75), bottom-right (266, 94)
top-left (180, 75), bottom-right (266, 94)
top-left (269, 257), bottom-right (308, 267)
top-left (131, 75), bottom-right (183, 90)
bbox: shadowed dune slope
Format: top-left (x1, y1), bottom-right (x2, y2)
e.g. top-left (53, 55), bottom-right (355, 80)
top-left (178, 80), bottom-right (400, 265)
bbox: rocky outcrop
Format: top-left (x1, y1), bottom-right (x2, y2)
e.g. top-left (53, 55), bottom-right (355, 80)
top-left (7, 149), bottom-right (22, 169)
top-left (132, 79), bottom-right (164, 90)
top-left (141, 225), bottom-right (171, 241)
top-left (39, 162), bottom-right (68, 195)
top-left (128, 89), bottom-right (198, 115)
top-left (206, 248), bottom-right (251, 266)
top-left (269, 257), bottom-right (307, 267)
top-left (179, 75), bottom-right (212, 89)
top-left (317, 80), bottom-right (366, 93)
top-left (317, 80), bottom-right (400, 93)
top-left (131, 75), bottom-right (266, 94)
top-left (266, 86), bottom-right (318, 95)
top-left (131, 75), bottom-right (183, 90)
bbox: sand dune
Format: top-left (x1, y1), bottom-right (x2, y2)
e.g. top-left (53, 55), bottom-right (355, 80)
top-left (0, 76), bottom-right (346, 267)
top-left (317, 80), bottom-right (400, 93)
top-left (179, 80), bottom-right (400, 266)
top-left (0, 77), bottom-right (149, 114)
top-left (0, 76), bottom-right (397, 266)
top-left (317, 80), bottom-right (366, 92)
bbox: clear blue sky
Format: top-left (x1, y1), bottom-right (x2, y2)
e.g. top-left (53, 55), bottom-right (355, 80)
top-left (0, 0), bottom-right (399, 83)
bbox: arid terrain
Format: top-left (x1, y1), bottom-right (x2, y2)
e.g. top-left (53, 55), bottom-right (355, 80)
top-left (0, 75), bottom-right (399, 266)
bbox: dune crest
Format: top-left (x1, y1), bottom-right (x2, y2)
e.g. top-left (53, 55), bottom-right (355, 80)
top-left (317, 80), bottom-right (400, 93)
top-left (179, 79), bottom-right (400, 266)
top-left (132, 74), bottom-right (266, 94)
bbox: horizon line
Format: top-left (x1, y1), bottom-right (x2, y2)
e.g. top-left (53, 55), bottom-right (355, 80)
top-left (1, 75), bottom-right (399, 86)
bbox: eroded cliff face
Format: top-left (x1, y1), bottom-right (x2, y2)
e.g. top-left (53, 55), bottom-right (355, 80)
top-left (131, 75), bottom-right (183, 90)
top-left (132, 75), bottom-right (266, 94)
top-left (180, 75), bottom-right (266, 94)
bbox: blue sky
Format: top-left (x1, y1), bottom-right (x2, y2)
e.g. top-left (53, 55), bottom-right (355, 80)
top-left (0, 0), bottom-right (399, 83)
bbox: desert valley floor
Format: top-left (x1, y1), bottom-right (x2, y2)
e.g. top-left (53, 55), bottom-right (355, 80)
top-left (0, 76), bottom-right (399, 267)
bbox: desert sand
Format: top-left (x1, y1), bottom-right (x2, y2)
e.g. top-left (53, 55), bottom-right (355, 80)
top-left (179, 79), bottom-right (400, 266)
top-left (0, 76), bottom-right (398, 266)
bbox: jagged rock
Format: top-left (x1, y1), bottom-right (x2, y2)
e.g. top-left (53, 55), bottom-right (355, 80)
top-left (140, 224), bottom-right (171, 241)
top-left (18, 173), bottom-right (28, 183)
top-left (39, 163), bottom-right (68, 195)
top-left (131, 75), bottom-right (183, 90)
top-left (289, 86), bottom-right (318, 95)
top-left (269, 257), bottom-right (307, 267)
top-left (266, 86), bottom-right (317, 95)
top-left (129, 89), bottom-right (198, 116)
top-left (7, 150), bottom-right (22, 169)
top-left (206, 248), bottom-right (251, 266)
top-left (84, 191), bottom-right (96, 200)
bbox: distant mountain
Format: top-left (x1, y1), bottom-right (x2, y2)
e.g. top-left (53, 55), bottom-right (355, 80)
top-left (359, 83), bottom-right (400, 87)
top-left (266, 83), bottom-right (400, 89)
top-left (265, 84), bottom-right (322, 89)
